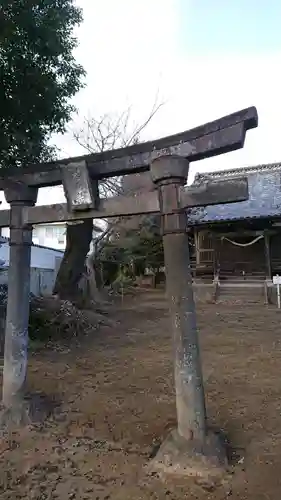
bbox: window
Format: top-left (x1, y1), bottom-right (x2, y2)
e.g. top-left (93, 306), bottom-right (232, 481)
top-left (44, 225), bottom-right (66, 241)
top-left (58, 232), bottom-right (65, 244)
top-left (32, 227), bottom-right (39, 238)
top-left (45, 226), bottom-right (54, 238)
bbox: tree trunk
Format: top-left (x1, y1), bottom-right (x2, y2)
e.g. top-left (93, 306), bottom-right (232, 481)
top-left (85, 254), bottom-right (100, 299)
top-left (53, 219), bottom-right (93, 301)
top-left (77, 252), bottom-right (103, 306)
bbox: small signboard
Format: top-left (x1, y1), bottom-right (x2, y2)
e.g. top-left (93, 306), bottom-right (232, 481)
top-left (273, 274), bottom-right (281, 285)
top-left (273, 275), bottom-right (281, 285)
top-left (273, 275), bottom-right (281, 309)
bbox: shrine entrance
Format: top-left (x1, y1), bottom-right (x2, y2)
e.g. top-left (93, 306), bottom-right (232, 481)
top-left (194, 227), bottom-right (271, 281)
top-left (0, 106), bottom-right (258, 479)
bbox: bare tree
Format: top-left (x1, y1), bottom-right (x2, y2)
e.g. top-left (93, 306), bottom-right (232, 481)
top-left (53, 100), bottom-right (163, 302)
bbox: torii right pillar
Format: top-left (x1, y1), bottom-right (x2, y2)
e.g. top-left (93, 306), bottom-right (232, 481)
top-left (149, 155), bottom-right (227, 481)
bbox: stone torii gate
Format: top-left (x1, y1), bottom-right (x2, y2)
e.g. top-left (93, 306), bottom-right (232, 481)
top-left (0, 107), bottom-right (257, 477)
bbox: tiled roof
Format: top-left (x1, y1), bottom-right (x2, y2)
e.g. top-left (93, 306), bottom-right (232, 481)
top-left (189, 162), bottom-right (281, 225)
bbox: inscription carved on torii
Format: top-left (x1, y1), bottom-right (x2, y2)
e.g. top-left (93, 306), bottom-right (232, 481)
top-left (0, 107), bottom-right (258, 478)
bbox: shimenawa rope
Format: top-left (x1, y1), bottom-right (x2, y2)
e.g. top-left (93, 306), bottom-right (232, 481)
top-left (221, 235), bottom-right (264, 247)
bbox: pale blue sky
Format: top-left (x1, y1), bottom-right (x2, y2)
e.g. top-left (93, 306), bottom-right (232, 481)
top-left (180, 1), bottom-right (281, 54)
top-left (42, 0), bottom-right (281, 205)
top-left (2, 0), bottom-right (279, 207)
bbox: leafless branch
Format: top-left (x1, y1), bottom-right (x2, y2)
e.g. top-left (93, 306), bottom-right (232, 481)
top-left (126, 93), bottom-right (164, 146)
top-left (73, 96), bottom-right (164, 156)
top-left (72, 99), bottom-right (163, 265)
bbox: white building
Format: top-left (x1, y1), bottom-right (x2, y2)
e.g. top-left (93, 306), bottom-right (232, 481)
top-left (32, 222), bottom-right (67, 250)
top-left (0, 219), bottom-right (105, 295)
top-left (1, 221), bottom-right (104, 251)
top-left (0, 236), bottom-right (64, 270)
top-left (0, 236), bottom-right (65, 296)
top-left (1, 222), bottom-right (66, 251)
top-left (0, 185), bottom-right (105, 251)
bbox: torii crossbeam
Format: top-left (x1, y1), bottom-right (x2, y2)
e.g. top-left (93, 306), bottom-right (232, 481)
top-left (0, 106), bottom-right (256, 188)
top-left (0, 106), bottom-right (258, 479)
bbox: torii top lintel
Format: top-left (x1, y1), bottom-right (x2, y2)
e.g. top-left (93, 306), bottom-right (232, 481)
top-left (0, 107), bottom-right (258, 190)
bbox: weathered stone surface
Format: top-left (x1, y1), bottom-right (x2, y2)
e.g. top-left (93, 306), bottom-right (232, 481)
top-left (0, 106), bottom-right (258, 188)
top-left (61, 161), bottom-right (97, 212)
top-left (148, 428), bottom-right (227, 482)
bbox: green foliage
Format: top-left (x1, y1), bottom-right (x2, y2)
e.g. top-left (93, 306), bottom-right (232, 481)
top-left (29, 307), bottom-right (51, 341)
top-left (111, 266), bottom-right (135, 293)
top-left (99, 217), bottom-right (164, 285)
top-left (0, 0), bottom-right (85, 168)
top-left (133, 232), bottom-right (164, 272)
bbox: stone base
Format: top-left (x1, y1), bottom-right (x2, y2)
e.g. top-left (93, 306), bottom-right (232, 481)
top-left (147, 429), bottom-right (228, 482)
top-left (0, 392), bottom-right (59, 432)
top-left (0, 400), bottom-right (32, 432)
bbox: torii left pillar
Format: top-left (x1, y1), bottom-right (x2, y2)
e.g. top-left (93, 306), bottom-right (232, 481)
top-left (0, 183), bottom-right (38, 426)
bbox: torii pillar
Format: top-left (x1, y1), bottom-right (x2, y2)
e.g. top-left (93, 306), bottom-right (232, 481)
top-left (0, 183), bottom-right (38, 425)
top-left (149, 155), bottom-right (229, 480)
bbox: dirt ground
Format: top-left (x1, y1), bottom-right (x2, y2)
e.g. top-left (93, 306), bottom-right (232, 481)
top-left (1, 289), bottom-right (281, 499)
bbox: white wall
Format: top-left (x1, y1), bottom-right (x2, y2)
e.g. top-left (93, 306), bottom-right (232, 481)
top-left (2, 222), bottom-right (105, 252)
top-left (32, 235), bottom-right (66, 251)
top-left (0, 241), bottom-right (64, 270)
top-left (32, 224), bottom-right (66, 250)
top-left (0, 268), bottom-right (56, 296)
top-left (30, 245), bottom-right (64, 270)
top-left (2, 225), bottom-right (66, 251)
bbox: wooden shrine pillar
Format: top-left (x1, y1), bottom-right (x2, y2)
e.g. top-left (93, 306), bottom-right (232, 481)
top-left (264, 229), bottom-right (272, 280)
top-left (212, 233), bottom-right (221, 279)
top-left (194, 228), bottom-right (200, 267)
